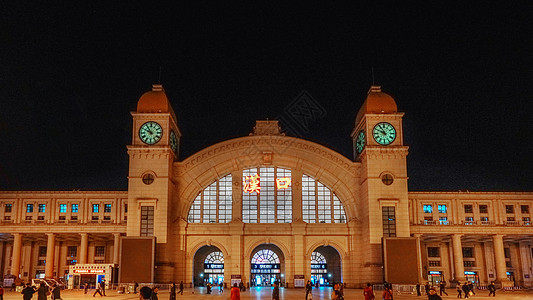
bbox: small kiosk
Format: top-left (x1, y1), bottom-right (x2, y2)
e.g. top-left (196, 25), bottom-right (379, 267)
top-left (68, 264), bottom-right (116, 289)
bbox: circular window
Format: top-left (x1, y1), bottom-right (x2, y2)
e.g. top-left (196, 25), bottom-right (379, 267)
top-left (381, 174), bottom-right (394, 185)
top-left (142, 173), bottom-right (155, 185)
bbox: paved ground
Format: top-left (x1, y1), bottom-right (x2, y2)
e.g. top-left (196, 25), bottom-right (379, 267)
top-left (3, 287), bottom-right (533, 299)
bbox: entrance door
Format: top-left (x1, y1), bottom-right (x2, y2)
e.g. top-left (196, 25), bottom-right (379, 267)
top-left (250, 249), bottom-right (281, 287)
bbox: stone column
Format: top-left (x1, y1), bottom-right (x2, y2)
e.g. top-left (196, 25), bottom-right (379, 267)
top-left (492, 235), bottom-right (507, 282)
top-left (79, 233), bottom-right (88, 264)
top-left (113, 233), bottom-right (121, 265)
top-left (11, 233), bottom-right (22, 278)
top-left (45, 233), bottom-right (55, 278)
top-left (451, 234), bottom-right (465, 282)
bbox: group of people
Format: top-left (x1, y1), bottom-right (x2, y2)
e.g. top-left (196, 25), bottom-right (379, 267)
top-left (414, 280), bottom-right (497, 299)
top-left (21, 282), bottom-right (61, 300)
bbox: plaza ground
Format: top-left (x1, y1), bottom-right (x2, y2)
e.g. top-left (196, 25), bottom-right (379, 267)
top-left (3, 287), bottom-right (533, 300)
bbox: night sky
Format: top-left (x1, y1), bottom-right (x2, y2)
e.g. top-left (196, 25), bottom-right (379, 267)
top-left (1, 2), bottom-right (532, 191)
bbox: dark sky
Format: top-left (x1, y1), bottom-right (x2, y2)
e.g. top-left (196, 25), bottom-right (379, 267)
top-left (1, 2), bottom-right (532, 191)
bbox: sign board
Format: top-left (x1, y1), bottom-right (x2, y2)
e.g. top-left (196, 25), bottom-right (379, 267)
top-left (294, 275), bottom-right (305, 287)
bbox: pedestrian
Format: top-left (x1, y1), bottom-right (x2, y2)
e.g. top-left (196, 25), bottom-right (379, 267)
top-left (488, 282), bottom-right (496, 297)
top-left (439, 281), bottom-right (448, 296)
top-left (206, 282), bottom-right (211, 294)
top-left (139, 286), bottom-right (152, 300)
top-left (100, 279), bottom-right (106, 296)
top-left (93, 283), bottom-right (103, 297)
top-left (467, 282), bottom-right (475, 295)
top-left (461, 283), bottom-right (470, 299)
top-left (151, 287), bottom-right (159, 300)
top-left (0, 284), bottom-right (4, 300)
top-left (170, 283), bottom-right (176, 300)
top-left (36, 282), bottom-right (48, 300)
top-left (134, 281), bottom-right (139, 294)
top-left (10, 282), bottom-right (16, 292)
top-left (272, 282), bottom-right (279, 300)
top-left (305, 280), bottom-right (313, 300)
top-left (21, 283), bottom-right (36, 300)
top-left (230, 283), bottom-right (240, 300)
top-left (84, 282), bottom-right (89, 294)
top-left (382, 287), bottom-right (393, 300)
top-left (416, 282), bottom-right (421, 296)
top-left (428, 288), bottom-right (443, 300)
top-left (51, 283), bottom-right (61, 300)
top-left (219, 281), bottom-right (224, 293)
top-left (425, 282), bottom-right (430, 296)
top-left (363, 283), bottom-right (375, 300)
top-left (178, 281), bottom-right (184, 295)
top-left (456, 284), bottom-right (462, 298)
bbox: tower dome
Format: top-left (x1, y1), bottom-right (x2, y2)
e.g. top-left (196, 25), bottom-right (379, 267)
top-left (355, 85), bottom-right (397, 125)
top-left (136, 84), bottom-right (177, 121)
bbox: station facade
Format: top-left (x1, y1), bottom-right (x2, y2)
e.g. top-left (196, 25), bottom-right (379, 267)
top-left (1, 84), bottom-right (532, 288)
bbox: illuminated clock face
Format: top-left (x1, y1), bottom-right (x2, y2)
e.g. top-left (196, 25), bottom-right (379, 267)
top-left (169, 130), bottom-right (178, 154)
top-left (356, 131), bottom-right (365, 154)
top-left (139, 121), bottom-right (163, 145)
top-left (372, 122), bottom-right (396, 145)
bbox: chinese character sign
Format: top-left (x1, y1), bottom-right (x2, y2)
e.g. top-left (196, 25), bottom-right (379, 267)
top-left (276, 178), bottom-right (291, 189)
top-left (243, 174), bottom-right (261, 194)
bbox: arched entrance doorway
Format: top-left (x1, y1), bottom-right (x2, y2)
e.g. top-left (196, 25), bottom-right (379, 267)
top-left (193, 246), bottom-right (224, 286)
top-left (250, 244), bottom-right (285, 287)
top-left (310, 246), bottom-right (341, 286)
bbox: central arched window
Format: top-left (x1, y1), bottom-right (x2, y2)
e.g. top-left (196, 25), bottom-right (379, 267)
top-left (242, 167), bottom-right (292, 223)
top-left (252, 249), bottom-right (280, 264)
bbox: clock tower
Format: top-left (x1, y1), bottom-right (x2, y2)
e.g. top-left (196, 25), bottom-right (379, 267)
top-left (127, 84), bottom-right (181, 244)
top-left (351, 86), bottom-right (410, 278)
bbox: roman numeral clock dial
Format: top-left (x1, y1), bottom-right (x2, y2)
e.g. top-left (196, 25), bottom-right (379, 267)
top-left (372, 122), bottom-right (396, 145)
top-left (139, 121), bottom-right (163, 145)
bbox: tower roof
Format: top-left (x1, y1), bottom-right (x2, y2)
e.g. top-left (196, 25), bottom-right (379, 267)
top-left (136, 84), bottom-right (177, 120)
top-left (355, 85), bottom-right (397, 125)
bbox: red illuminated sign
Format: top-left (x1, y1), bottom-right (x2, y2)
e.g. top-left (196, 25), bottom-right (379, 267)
top-left (243, 174), bottom-right (261, 194)
top-left (73, 269), bottom-right (105, 274)
top-left (276, 178), bottom-right (291, 189)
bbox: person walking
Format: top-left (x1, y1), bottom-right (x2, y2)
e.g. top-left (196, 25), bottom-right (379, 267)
top-left (363, 283), bottom-right (375, 300)
top-left (305, 280), bottom-right (312, 300)
top-left (230, 283), bottom-right (240, 300)
top-left (428, 288), bottom-right (443, 300)
top-left (488, 282), bottom-right (496, 297)
top-left (84, 282), bottom-right (89, 294)
top-left (134, 281), bottom-right (139, 294)
top-left (467, 282), bottom-right (475, 295)
top-left (456, 284), bottom-right (462, 298)
top-left (93, 283), bottom-right (103, 297)
top-left (425, 282), bottom-right (431, 296)
top-left (100, 279), bottom-right (106, 296)
top-left (170, 283), bottom-right (176, 300)
top-left (51, 284), bottom-right (61, 300)
top-left (382, 287), bottom-right (393, 300)
top-left (21, 283), bottom-right (36, 300)
top-left (151, 287), bottom-right (159, 300)
top-left (416, 283), bottom-right (421, 296)
top-left (178, 281), bottom-right (184, 295)
top-left (36, 282), bottom-right (48, 300)
top-left (272, 282), bottom-right (279, 300)
top-left (439, 281), bottom-right (448, 296)
top-left (461, 283), bottom-right (470, 299)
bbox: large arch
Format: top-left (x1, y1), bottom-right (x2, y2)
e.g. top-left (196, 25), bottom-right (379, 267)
top-left (176, 135), bottom-right (360, 221)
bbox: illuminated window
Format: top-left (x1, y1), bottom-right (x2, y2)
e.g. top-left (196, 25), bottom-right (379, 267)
top-left (188, 174), bottom-right (232, 223)
top-left (439, 217), bottom-right (448, 224)
top-left (104, 204), bottom-right (112, 213)
top-left (5, 204), bottom-right (12, 213)
top-left (71, 204), bottom-right (79, 213)
top-left (252, 249), bottom-right (280, 264)
top-left (140, 206), bottom-right (154, 236)
top-left (480, 217), bottom-right (489, 222)
top-left (438, 205), bottom-right (447, 214)
top-left (382, 206), bottom-right (396, 237)
top-left (26, 204), bottom-right (33, 213)
top-left (243, 167), bottom-right (291, 223)
top-left (523, 217), bottom-right (531, 225)
top-left (423, 205), bottom-right (433, 213)
top-left (302, 175), bottom-right (346, 223)
top-left (59, 204), bottom-right (67, 213)
top-left (92, 204), bottom-right (99, 213)
top-left (38, 204), bottom-right (46, 213)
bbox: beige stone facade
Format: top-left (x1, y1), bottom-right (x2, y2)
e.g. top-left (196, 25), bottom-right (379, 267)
top-left (1, 85), bottom-right (532, 288)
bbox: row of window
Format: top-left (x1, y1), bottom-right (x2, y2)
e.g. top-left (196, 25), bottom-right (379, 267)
top-left (428, 247), bottom-right (513, 259)
top-left (422, 216), bottom-right (530, 224)
top-left (423, 204), bottom-right (530, 214)
top-left (3, 203), bottom-right (127, 214)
